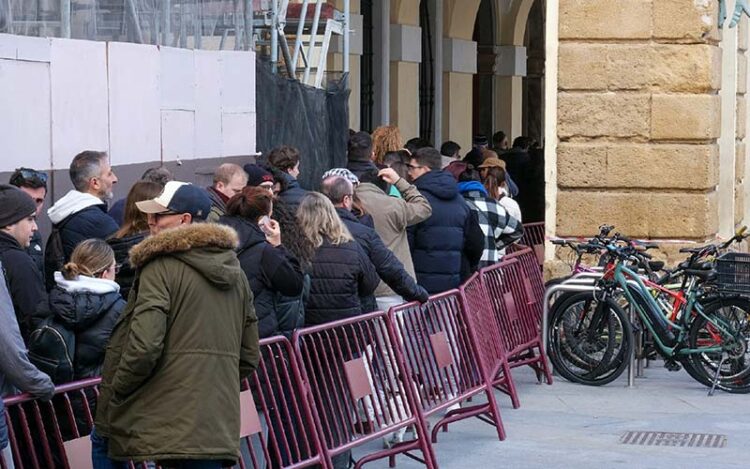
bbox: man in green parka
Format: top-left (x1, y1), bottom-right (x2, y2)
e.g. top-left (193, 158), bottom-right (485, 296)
top-left (92, 181), bottom-right (259, 469)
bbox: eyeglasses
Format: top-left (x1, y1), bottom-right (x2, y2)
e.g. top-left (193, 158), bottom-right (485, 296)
top-left (10, 168), bottom-right (48, 186)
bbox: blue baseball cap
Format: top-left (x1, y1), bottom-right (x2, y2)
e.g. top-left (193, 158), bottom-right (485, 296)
top-left (136, 181), bottom-right (211, 221)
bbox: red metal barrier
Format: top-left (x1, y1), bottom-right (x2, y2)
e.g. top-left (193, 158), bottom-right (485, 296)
top-left (2, 378), bottom-right (101, 469)
top-left (2, 337), bottom-right (327, 469)
top-left (239, 336), bottom-right (329, 469)
top-left (504, 245), bottom-right (546, 316)
top-left (459, 273), bottom-right (521, 409)
top-left (292, 311), bottom-right (436, 469)
top-left (390, 291), bottom-right (506, 447)
top-left (480, 258), bottom-right (553, 385)
top-left (518, 222), bottom-right (545, 266)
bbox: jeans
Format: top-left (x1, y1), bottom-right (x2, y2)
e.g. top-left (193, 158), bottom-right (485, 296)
top-left (90, 427), bottom-right (128, 469)
top-left (1, 444), bottom-right (14, 469)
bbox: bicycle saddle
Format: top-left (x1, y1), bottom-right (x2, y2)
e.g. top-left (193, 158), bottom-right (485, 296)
top-left (648, 260), bottom-right (665, 271)
top-left (683, 268), bottom-right (717, 282)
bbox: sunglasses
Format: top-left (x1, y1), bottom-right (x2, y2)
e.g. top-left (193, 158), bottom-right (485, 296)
top-left (11, 168), bottom-right (48, 186)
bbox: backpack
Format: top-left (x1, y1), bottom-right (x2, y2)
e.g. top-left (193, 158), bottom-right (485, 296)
top-left (27, 319), bottom-right (76, 384)
top-left (275, 273), bottom-right (310, 338)
top-left (44, 216), bottom-right (72, 291)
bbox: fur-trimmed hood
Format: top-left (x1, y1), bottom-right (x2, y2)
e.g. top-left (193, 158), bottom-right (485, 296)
top-left (129, 223), bottom-right (242, 290)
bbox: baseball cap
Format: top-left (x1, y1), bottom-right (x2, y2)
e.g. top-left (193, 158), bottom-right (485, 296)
top-left (477, 157), bottom-right (507, 170)
top-left (243, 164), bottom-right (274, 187)
top-left (136, 181), bottom-right (211, 221)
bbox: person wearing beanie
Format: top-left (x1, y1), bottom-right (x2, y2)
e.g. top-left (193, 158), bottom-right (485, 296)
top-left (9, 168), bottom-right (48, 277)
top-left (243, 164), bottom-right (275, 193)
top-left (0, 185), bottom-right (50, 342)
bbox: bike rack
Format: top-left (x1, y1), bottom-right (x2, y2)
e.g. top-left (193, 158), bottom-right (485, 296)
top-left (543, 275), bottom-right (648, 388)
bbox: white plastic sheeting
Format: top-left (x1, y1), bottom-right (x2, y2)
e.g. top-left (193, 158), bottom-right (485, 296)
top-left (0, 0), bottom-right (258, 50)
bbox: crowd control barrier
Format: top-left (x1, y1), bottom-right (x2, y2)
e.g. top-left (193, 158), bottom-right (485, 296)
top-left (480, 257), bottom-right (553, 386)
top-left (518, 222), bottom-right (545, 267)
top-left (390, 291), bottom-right (506, 447)
top-left (292, 311), bottom-right (437, 469)
top-left (460, 273), bottom-right (521, 409)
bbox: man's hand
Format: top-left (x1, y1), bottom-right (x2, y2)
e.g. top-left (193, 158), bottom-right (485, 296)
top-left (378, 167), bottom-right (401, 185)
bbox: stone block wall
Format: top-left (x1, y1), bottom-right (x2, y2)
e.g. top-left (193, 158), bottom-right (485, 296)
top-left (737, 16), bottom-right (748, 225)
top-left (556, 0), bottom-right (722, 240)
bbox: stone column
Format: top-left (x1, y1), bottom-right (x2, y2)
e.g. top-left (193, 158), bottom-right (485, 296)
top-left (494, 45), bottom-right (526, 142)
top-left (737, 16), bottom-right (748, 225)
top-left (441, 38), bottom-right (477, 150)
top-left (388, 0), bottom-right (420, 139)
top-left (555, 0), bottom-right (721, 253)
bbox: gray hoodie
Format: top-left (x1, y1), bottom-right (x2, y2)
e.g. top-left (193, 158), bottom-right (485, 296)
top-left (0, 262), bottom-right (55, 448)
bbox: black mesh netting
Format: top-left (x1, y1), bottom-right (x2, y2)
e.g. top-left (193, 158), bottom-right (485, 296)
top-left (256, 58), bottom-right (350, 191)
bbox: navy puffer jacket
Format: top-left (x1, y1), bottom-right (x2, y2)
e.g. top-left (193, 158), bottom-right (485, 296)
top-left (407, 170), bottom-right (484, 294)
top-left (336, 208), bottom-right (428, 304)
top-left (305, 239), bottom-right (380, 326)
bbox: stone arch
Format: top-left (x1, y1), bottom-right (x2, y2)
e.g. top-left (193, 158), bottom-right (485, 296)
top-left (501, 0), bottom-right (536, 46)
top-left (444, 0), bottom-right (482, 40)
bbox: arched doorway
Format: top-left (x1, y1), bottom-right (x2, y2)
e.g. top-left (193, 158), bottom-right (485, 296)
top-left (472, 0), bottom-right (495, 141)
top-left (523, 0), bottom-right (545, 145)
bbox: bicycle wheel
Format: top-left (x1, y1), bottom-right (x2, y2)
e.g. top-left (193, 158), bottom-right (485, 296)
top-left (683, 297), bottom-right (750, 393)
top-left (547, 292), bottom-right (633, 386)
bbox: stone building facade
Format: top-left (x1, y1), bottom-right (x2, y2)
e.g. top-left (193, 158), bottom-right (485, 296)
top-left (328, 0), bottom-right (749, 268)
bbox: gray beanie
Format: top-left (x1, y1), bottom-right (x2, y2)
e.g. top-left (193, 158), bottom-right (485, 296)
top-left (0, 184), bottom-right (37, 228)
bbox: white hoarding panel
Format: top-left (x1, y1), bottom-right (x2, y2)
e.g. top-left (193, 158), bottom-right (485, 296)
top-left (161, 110), bottom-right (196, 162)
top-left (0, 59), bottom-right (51, 171)
top-left (220, 50), bottom-right (254, 112)
top-left (50, 38), bottom-right (109, 168)
top-left (221, 112), bottom-right (254, 157)
top-left (194, 50), bottom-right (222, 159)
top-left (160, 46), bottom-right (195, 110)
top-left (107, 42), bottom-right (161, 166)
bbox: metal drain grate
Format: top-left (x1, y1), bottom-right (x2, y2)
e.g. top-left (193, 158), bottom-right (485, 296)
top-left (620, 431), bottom-right (727, 448)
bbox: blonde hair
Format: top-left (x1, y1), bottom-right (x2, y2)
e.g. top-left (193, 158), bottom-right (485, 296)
top-left (296, 193), bottom-right (353, 248)
top-left (371, 125), bottom-right (403, 165)
top-left (61, 239), bottom-right (115, 280)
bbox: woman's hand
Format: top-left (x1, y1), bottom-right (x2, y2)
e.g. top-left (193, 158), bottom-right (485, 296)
top-left (264, 219), bottom-right (282, 246)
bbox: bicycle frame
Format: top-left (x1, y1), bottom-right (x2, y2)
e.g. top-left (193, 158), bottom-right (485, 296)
top-left (609, 262), bottom-right (734, 357)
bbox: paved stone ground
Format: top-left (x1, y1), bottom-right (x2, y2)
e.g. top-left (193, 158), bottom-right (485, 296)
top-left (354, 362), bottom-right (750, 468)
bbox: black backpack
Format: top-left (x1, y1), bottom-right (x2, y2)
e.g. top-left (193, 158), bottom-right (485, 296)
top-left (44, 216), bottom-right (72, 291)
top-left (27, 319), bottom-right (76, 384)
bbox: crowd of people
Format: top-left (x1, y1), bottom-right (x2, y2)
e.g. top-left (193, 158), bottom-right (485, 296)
top-left (0, 126), bottom-right (533, 469)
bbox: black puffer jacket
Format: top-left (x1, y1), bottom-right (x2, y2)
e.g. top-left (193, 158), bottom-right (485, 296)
top-left (59, 207), bottom-right (119, 260)
top-left (305, 239), bottom-right (380, 326)
top-left (48, 275), bottom-right (125, 379)
top-left (107, 232), bottom-right (146, 300)
top-left (0, 231), bottom-right (49, 342)
top-left (277, 173), bottom-right (309, 212)
top-left (336, 208), bottom-right (428, 304)
top-left (407, 170), bottom-right (484, 294)
top-left (221, 216), bottom-right (305, 338)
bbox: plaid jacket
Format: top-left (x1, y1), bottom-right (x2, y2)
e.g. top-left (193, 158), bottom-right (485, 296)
top-left (460, 188), bottom-right (524, 268)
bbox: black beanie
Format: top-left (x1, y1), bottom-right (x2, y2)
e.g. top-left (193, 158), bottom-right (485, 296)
top-left (0, 184), bottom-right (37, 228)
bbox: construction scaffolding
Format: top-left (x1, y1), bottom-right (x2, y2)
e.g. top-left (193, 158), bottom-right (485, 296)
top-left (0, 0), bottom-right (350, 89)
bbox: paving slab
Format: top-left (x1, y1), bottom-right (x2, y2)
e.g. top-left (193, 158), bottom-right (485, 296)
top-left (355, 362), bottom-right (750, 468)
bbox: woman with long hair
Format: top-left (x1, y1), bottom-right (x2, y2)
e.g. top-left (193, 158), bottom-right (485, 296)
top-left (480, 164), bottom-right (522, 223)
top-left (107, 181), bottom-right (162, 298)
top-left (297, 193), bottom-right (379, 326)
top-left (371, 125), bottom-right (403, 165)
top-left (221, 186), bottom-right (305, 338)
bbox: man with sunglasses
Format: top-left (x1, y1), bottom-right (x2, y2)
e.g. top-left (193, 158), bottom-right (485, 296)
top-left (9, 168), bottom-right (48, 276)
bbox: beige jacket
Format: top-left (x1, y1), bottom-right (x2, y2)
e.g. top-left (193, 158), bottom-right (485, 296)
top-left (356, 178), bottom-right (432, 297)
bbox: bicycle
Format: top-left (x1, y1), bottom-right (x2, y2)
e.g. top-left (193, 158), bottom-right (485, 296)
top-left (547, 235), bottom-right (750, 393)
